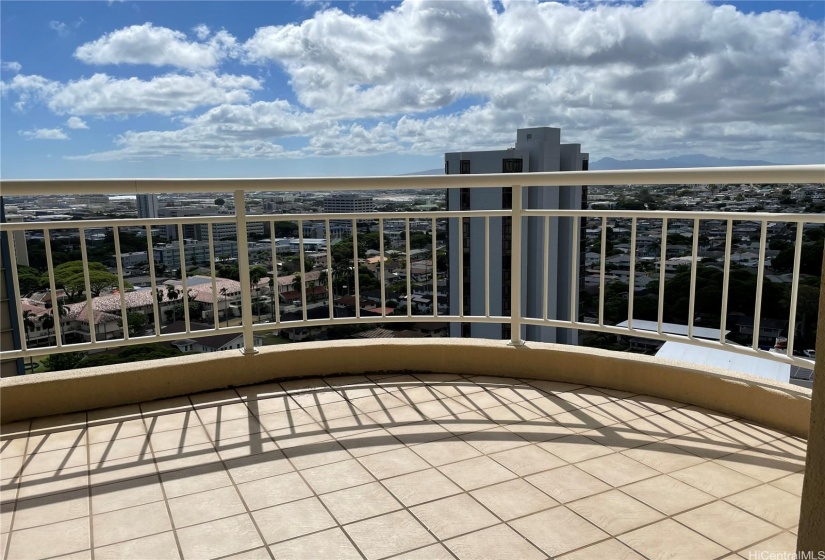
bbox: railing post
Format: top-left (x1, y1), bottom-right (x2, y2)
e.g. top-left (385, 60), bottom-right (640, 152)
top-left (234, 190), bottom-right (258, 355)
top-left (509, 184), bottom-right (525, 347)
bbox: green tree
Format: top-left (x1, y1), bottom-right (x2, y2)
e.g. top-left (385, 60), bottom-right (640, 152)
top-left (408, 232), bottom-right (431, 250)
top-left (165, 285), bottom-right (180, 322)
top-left (216, 263), bottom-right (240, 281)
top-left (436, 249), bottom-right (447, 272)
top-left (53, 261), bottom-right (119, 299)
top-left (17, 266), bottom-right (45, 295)
top-left (290, 272), bottom-right (302, 294)
top-left (249, 266), bottom-right (267, 320)
top-left (43, 351), bottom-right (85, 372)
top-left (273, 221), bottom-right (298, 237)
top-left (219, 287), bottom-right (230, 327)
top-left (41, 301), bottom-right (69, 346)
top-left (359, 232), bottom-right (389, 252)
top-left (124, 312), bottom-right (148, 336)
top-left (79, 344), bottom-right (184, 368)
top-left (215, 198), bottom-right (226, 207)
top-left (771, 239), bottom-right (824, 275)
top-left (168, 301), bottom-right (203, 323)
top-left (21, 310), bottom-right (38, 372)
top-left (268, 277), bottom-right (276, 321)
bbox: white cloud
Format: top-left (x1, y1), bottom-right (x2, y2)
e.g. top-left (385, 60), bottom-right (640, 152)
top-left (3, 71), bottom-right (261, 115)
top-left (75, 23), bottom-right (237, 69)
top-left (20, 128), bottom-right (69, 140)
top-left (193, 24), bottom-right (210, 40)
top-left (66, 117), bottom-right (88, 129)
top-left (1, 61), bottom-right (22, 73)
top-left (35, 0), bottom-right (825, 163)
top-left (49, 21), bottom-right (69, 36)
top-left (1, 74), bottom-right (61, 111)
top-left (69, 99), bottom-right (321, 161)
top-left (235, 0), bottom-right (824, 161)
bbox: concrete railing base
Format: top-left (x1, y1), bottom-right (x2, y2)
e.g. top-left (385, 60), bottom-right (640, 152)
top-left (0, 339), bottom-right (811, 438)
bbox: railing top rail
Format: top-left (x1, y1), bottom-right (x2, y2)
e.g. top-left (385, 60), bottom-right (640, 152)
top-left (0, 165), bottom-right (822, 196)
top-left (3, 208), bottom-right (823, 232)
top-left (522, 209), bottom-right (825, 223)
top-left (0, 209), bottom-right (513, 231)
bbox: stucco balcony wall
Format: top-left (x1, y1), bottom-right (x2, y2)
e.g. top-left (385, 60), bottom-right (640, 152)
top-left (0, 339), bottom-right (811, 438)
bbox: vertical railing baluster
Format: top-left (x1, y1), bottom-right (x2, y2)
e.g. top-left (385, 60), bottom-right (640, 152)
top-left (176, 224), bottom-right (190, 334)
top-left (405, 218), bottom-right (411, 318)
top-left (687, 218), bottom-right (700, 339)
top-left (431, 217), bottom-right (437, 318)
top-left (485, 216), bottom-right (490, 319)
top-left (542, 215), bottom-right (549, 322)
top-left (6, 228), bottom-right (26, 354)
top-left (271, 222), bottom-right (280, 325)
top-left (298, 219), bottom-right (308, 323)
top-left (208, 223), bottom-right (218, 330)
top-left (113, 225), bottom-right (129, 340)
top-left (43, 229), bottom-right (62, 348)
top-left (458, 216), bottom-right (464, 319)
top-left (719, 219), bottom-right (733, 344)
top-left (379, 218), bottom-right (386, 318)
top-left (146, 225), bottom-right (160, 337)
top-left (78, 227), bottom-right (96, 344)
top-left (628, 217), bottom-right (637, 331)
top-left (598, 216), bottom-right (607, 327)
top-left (326, 219), bottom-right (333, 319)
top-left (352, 219), bottom-right (360, 319)
top-left (786, 222), bottom-right (805, 358)
top-left (509, 184), bottom-right (524, 346)
top-left (569, 215), bottom-right (580, 325)
top-left (752, 220), bottom-right (768, 350)
top-left (657, 217), bottom-right (668, 335)
top-left (235, 190), bottom-right (257, 354)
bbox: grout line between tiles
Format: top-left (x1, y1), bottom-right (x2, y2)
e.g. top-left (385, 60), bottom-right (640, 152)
top-left (184, 388), bottom-right (276, 560)
top-left (138, 407), bottom-right (186, 560)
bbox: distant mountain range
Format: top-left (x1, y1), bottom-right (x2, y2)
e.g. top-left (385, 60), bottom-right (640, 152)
top-left (405, 154), bottom-right (778, 176)
top-left (589, 154), bottom-right (778, 170)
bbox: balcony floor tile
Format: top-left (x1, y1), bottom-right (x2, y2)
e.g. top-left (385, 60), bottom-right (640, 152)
top-left (445, 523), bottom-right (546, 560)
top-left (0, 375), bottom-right (808, 560)
top-left (94, 530), bottom-right (179, 560)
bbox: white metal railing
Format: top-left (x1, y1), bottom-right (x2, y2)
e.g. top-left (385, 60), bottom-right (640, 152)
top-left (1, 165), bottom-right (822, 372)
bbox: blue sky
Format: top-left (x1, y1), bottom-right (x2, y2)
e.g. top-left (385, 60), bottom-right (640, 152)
top-left (2, 0), bottom-right (823, 179)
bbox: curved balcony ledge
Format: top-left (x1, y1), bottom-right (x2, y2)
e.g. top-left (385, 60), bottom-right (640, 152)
top-left (0, 339), bottom-right (811, 437)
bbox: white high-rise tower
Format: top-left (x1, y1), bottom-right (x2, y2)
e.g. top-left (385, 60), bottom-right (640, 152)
top-left (136, 194), bottom-right (159, 219)
top-left (445, 127), bottom-right (588, 344)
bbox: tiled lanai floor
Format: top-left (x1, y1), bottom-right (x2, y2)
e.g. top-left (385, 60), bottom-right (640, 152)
top-left (0, 373), bottom-right (807, 560)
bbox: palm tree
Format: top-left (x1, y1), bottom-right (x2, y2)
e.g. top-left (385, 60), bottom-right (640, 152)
top-left (166, 285), bottom-right (180, 323)
top-left (42, 300), bottom-right (69, 346)
top-left (318, 269), bottom-right (330, 300)
top-left (219, 287), bottom-right (228, 327)
top-left (249, 266), bottom-right (266, 321)
top-left (307, 279), bottom-right (317, 302)
top-left (40, 314), bottom-right (54, 346)
top-left (332, 262), bottom-right (353, 296)
top-left (22, 310), bottom-right (37, 372)
top-left (154, 289), bottom-right (164, 327)
top-left (291, 272), bottom-right (302, 301)
top-left (268, 277), bottom-right (276, 322)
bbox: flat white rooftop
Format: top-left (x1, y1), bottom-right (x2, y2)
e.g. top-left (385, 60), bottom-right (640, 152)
top-left (656, 341), bottom-right (791, 383)
top-left (616, 320), bottom-right (729, 341)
